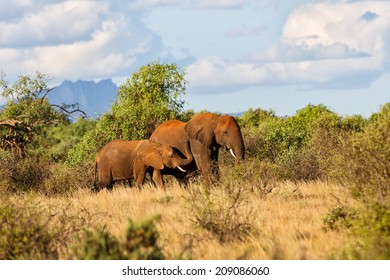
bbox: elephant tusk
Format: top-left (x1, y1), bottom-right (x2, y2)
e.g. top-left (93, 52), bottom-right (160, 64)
top-left (177, 166), bottom-right (186, 172)
top-left (230, 149), bottom-right (237, 159)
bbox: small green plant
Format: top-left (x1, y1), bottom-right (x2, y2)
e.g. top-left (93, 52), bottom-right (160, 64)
top-left (322, 206), bottom-right (357, 232)
top-left (74, 215), bottom-right (164, 260)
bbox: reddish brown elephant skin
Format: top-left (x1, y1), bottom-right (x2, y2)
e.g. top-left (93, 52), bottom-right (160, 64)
top-left (150, 113), bottom-right (245, 185)
top-left (94, 139), bottom-right (184, 190)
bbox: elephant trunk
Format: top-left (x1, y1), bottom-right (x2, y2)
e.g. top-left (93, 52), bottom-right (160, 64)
top-left (230, 132), bottom-right (245, 161)
top-left (178, 140), bottom-right (193, 166)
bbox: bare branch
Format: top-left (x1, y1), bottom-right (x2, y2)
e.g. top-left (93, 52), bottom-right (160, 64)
top-left (51, 104), bottom-right (88, 118)
top-left (39, 87), bottom-right (57, 104)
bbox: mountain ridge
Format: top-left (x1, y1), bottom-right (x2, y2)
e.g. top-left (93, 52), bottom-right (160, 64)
top-left (49, 79), bottom-right (118, 118)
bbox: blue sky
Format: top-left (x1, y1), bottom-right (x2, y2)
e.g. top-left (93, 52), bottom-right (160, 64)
top-left (1, 0), bottom-right (389, 117)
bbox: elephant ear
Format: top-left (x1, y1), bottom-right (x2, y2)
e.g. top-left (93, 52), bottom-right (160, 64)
top-left (185, 113), bottom-right (216, 148)
top-left (137, 143), bottom-right (164, 170)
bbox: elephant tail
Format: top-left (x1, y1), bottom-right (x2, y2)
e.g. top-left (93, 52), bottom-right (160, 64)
top-left (93, 159), bottom-right (98, 187)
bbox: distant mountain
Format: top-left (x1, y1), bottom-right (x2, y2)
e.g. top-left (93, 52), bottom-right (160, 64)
top-left (49, 79), bottom-right (118, 118)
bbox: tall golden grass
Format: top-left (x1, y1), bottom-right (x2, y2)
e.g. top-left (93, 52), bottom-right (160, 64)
top-left (22, 179), bottom-right (357, 260)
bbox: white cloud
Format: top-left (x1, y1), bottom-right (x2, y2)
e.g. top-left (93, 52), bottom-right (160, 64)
top-left (128, 0), bottom-right (181, 9)
top-left (283, 1), bottom-right (390, 55)
top-left (0, 0), bottom-right (165, 82)
top-left (188, 0), bottom-right (245, 10)
top-left (0, 1), bottom-right (106, 47)
top-left (187, 1), bottom-right (390, 90)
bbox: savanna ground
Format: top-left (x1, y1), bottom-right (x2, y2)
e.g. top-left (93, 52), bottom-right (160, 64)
top-left (2, 174), bottom-right (356, 260)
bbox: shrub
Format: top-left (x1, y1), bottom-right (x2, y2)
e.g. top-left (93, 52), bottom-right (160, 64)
top-left (239, 108), bottom-right (276, 128)
top-left (0, 151), bottom-right (50, 193)
top-left (325, 203), bottom-right (390, 259)
top-left (186, 182), bottom-right (255, 243)
top-left (42, 163), bottom-right (94, 196)
top-left (322, 206), bottom-right (357, 232)
top-left (0, 150), bottom-right (93, 195)
top-left (0, 199), bottom-right (57, 259)
top-left (240, 104), bottom-right (346, 181)
top-left (74, 216), bottom-right (164, 260)
top-left (37, 117), bottom-right (96, 163)
top-left (348, 203), bottom-right (390, 259)
top-left (340, 103), bottom-right (390, 203)
top-left (221, 158), bottom-right (280, 198)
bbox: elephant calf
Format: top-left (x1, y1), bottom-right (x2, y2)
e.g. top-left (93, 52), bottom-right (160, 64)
top-left (94, 139), bottom-right (186, 190)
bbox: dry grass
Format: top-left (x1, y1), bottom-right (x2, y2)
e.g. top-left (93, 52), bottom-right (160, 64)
top-left (23, 179), bottom-right (357, 260)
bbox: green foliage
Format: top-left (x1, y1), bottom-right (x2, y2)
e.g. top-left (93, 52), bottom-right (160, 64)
top-left (38, 117), bottom-right (96, 162)
top-left (348, 203), bottom-right (390, 259)
top-left (239, 104), bottom-right (366, 181)
top-left (113, 62), bottom-right (186, 140)
top-left (340, 103), bottom-right (390, 203)
top-left (275, 104), bottom-right (341, 154)
top-left (239, 108), bottom-right (276, 128)
top-left (0, 72), bottom-right (71, 156)
top-left (67, 62), bottom-right (187, 165)
top-left (0, 199), bottom-right (58, 259)
top-left (341, 114), bottom-right (366, 132)
top-left (74, 216), bottom-right (164, 260)
top-left (322, 206), bottom-right (357, 232)
top-left (325, 203), bottom-right (390, 259)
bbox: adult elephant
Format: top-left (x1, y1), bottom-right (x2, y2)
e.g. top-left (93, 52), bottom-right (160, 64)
top-left (150, 120), bottom-right (195, 184)
top-left (94, 139), bottom-right (186, 190)
top-left (150, 112), bottom-right (245, 185)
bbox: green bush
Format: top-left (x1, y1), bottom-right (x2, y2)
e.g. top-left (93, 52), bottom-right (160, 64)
top-left (239, 105), bottom-right (343, 179)
top-left (37, 117), bottom-right (96, 162)
top-left (239, 108), bottom-right (276, 128)
top-left (340, 103), bottom-right (390, 202)
top-left (348, 203), bottom-right (390, 259)
top-left (325, 203), bottom-right (390, 259)
top-left (0, 199), bottom-right (58, 259)
top-left (322, 206), bottom-right (357, 232)
top-left (74, 216), bottom-right (164, 260)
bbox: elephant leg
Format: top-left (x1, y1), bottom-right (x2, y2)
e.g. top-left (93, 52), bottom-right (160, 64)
top-left (210, 146), bottom-right (220, 181)
top-left (135, 174), bottom-right (145, 187)
top-left (96, 169), bottom-right (113, 191)
top-left (134, 161), bottom-right (146, 187)
top-left (190, 139), bottom-right (213, 186)
top-left (152, 169), bottom-right (164, 189)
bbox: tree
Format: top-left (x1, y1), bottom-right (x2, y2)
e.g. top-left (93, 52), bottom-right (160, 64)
top-left (112, 61), bottom-right (187, 139)
top-left (0, 72), bottom-right (85, 157)
top-left (67, 62), bottom-right (187, 165)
